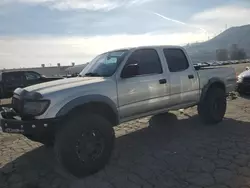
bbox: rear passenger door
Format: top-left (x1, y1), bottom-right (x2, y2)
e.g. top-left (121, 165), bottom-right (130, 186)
top-left (117, 48), bottom-right (170, 119)
top-left (163, 48), bottom-right (199, 105)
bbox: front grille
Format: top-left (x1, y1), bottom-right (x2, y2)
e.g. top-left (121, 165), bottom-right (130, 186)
top-left (12, 97), bottom-right (22, 113)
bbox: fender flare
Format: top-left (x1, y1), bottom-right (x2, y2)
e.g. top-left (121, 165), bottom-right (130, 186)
top-left (200, 78), bottom-right (226, 102)
top-left (56, 94), bottom-right (118, 119)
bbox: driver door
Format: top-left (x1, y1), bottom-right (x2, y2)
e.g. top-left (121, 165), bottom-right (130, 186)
top-left (117, 48), bottom-right (170, 120)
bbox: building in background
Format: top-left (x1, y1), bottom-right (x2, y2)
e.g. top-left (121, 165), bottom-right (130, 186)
top-left (65, 63), bottom-right (89, 76)
top-left (229, 44), bottom-right (247, 60)
top-left (216, 49), bottom-right (229, 61)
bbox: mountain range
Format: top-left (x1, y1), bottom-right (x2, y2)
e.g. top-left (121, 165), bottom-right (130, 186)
top-left (185, 24), bottom-right (250, 63)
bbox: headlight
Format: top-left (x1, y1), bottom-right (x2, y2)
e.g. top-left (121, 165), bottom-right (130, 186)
top-left (23, 100), bottom-right (50, 116)
top-left (237, 76), bottom-right (243, 83)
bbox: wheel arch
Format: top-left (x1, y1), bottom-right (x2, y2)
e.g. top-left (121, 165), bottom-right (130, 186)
top-left (56, 95), bottom-right (119, 126)
top-left (200, 78), bottom-right (226, 102)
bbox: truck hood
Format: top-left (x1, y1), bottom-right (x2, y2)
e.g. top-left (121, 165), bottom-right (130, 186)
top-left (24, 76), bottom-right (106, 95)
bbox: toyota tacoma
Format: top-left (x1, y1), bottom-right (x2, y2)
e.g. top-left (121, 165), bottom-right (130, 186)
top-left (0, 45), bottom-right (236, 178)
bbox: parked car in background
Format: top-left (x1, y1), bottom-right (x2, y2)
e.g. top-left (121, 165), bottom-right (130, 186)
top-left (0, 71), bottom-right (63, 98)
top-left (65, 63), bottom-right (89, 76)
top-left (62, 73), bottom-right (79, 78)
top-left (236, 67), bottom-right (250, 95)
top-left (228, 61), bottom-right (235, 64)
top-left (210, 61), bottom-right (221, 66)
top-left (193, 62), bottom-right (210, 68)
top-left (222, 61), bottom-right (230, 65)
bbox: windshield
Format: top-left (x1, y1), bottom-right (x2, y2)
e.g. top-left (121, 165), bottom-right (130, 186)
top-left (79, 50), bottom-right (129, 77)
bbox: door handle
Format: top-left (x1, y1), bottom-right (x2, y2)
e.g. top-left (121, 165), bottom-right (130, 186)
top-left (188, 75), bottom-right (194, 79)
top-left (159, 79), bottom-right (167, 84)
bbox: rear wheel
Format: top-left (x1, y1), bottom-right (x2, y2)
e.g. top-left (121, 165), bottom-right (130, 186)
top-left (198, 87), bottom-right (227, 124)
top-left (54, 114), bottom-right (115, 178)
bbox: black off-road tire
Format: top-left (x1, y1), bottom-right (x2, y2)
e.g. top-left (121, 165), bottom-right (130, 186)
top-left (54, 114), bottom-right (115, 178)
top-left (198, 87), bottom-right (227, 124)
top-left (42, 140), bottom-right (54, 147)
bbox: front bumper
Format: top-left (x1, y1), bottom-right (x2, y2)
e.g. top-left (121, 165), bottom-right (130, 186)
top-left (236, 82), bottom-right (250, 94)
top-left (0, 107), bottom-right (60, 141)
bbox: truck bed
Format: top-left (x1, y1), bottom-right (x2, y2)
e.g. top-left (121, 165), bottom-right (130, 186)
top-left (197, 66), bottom-right (236, 93)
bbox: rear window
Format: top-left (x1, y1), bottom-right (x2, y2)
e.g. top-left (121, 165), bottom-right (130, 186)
top-left (163, 48), bottom-right (189, 72)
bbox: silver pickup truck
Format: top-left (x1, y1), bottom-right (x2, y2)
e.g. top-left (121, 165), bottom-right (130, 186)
top-left (0, 45), bottom-right (236, 178)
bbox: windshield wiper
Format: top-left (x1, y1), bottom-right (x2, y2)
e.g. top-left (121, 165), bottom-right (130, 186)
top-left (84, 72), bottom-right (102, 77)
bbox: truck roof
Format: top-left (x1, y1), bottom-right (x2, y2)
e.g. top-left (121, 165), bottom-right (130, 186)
top-left (107, 45), bottom-right (184, 53)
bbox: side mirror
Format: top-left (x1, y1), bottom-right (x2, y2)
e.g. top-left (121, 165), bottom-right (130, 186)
top-left (121, 63), bottom-right (139, 78)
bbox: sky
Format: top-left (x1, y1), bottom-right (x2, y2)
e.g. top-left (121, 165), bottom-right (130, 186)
top-left (0, 0), bottom-right (250, 68)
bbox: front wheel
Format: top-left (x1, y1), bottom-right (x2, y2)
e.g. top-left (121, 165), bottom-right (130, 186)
top-left (54, 114), bottom-right (115, 178)
top-left (198, 87), bottom-right (227, 124)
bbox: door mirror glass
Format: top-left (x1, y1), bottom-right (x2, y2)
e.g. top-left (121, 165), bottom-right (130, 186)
top-left (121, 62), bottom-right (139, 78)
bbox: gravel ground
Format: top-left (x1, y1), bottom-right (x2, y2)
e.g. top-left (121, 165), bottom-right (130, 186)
top-left (0, 63), bottom-right (250, 188)
top-left (0, 96), bottom-right (250, 188)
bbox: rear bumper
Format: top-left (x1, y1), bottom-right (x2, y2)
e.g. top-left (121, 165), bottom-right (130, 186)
top-left (0, 107), bottom-right (61, 142)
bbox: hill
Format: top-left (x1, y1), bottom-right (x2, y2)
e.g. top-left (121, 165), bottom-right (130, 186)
top-left (185, 24), bottom-right (250, 63)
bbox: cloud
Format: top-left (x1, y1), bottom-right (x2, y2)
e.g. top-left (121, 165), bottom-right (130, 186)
top-left (190, 5), bottom-right (250, 34)
top-left (0, 0), bottom-right (152, 11)
top-left (0, 1), bottom-right (193, 36)
top-left (1, 0), bottom-right (249, 69)
top-left (0, 0), bottom-right (52, 5)
top-left (151, 11), bottom-right (207, 33)
top-left (0, 32), bottom-right (207, 69)
top-left (191, 5), bottom-right (250, 21)
top-left (51, 0), bottom-right (120, 11)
